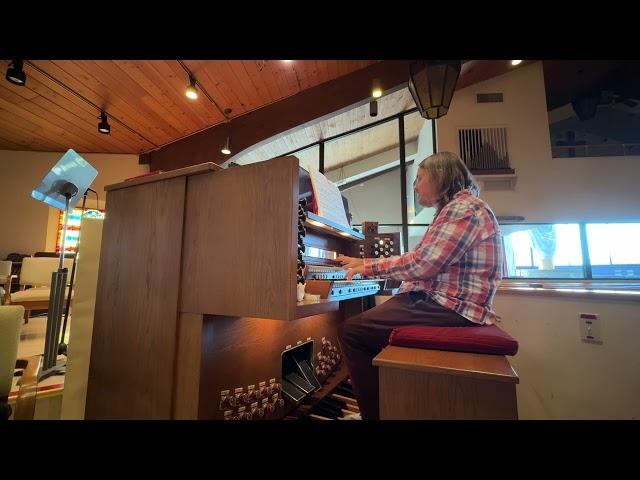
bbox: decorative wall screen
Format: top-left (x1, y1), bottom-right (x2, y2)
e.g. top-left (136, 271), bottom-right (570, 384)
top-left (457, 127), bottom-right (512, 172)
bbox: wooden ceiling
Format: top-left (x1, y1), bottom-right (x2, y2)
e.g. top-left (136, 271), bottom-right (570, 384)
top-left (0, 60), bottom-right (379, 154)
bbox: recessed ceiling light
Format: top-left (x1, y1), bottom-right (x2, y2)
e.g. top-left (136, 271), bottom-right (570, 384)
top-left (511, 60), bottom-right (523, 66)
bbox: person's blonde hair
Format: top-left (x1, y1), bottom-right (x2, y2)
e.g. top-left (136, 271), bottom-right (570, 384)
top-left (418, 151), bottom-right (480, 211)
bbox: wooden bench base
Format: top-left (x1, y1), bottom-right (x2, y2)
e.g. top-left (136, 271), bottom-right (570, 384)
top-left (373, 346), bottom-right (519, 420)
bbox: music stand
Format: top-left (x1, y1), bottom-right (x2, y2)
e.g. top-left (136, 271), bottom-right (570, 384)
top-left (31, 149), bottom-right (98, 380)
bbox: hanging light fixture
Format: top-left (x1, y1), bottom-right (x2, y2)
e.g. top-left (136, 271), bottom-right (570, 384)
top-left (372, 78), bottom-right (383, 98)
top-left (6, 60), bottom-right (26, 86)
top-left (408, 60), bottom-right (461, 120)
top-left (369, 100), bottom-right (378, 117)
top-left (185, 74), bottom-right (198, 100)
top-left (221, 136), bottom-right (231, 155)
top-left (98, 111), bottom-right (111, 134)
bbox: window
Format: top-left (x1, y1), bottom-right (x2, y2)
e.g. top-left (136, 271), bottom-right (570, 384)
top-left (56, 207), bottom-right (105, 254)
top-left (586, 223), bottom-right (640, 279)
top-left (501, 222), bottom-right (640, 280)
top-left (501, 224), bottom-right (584, 279)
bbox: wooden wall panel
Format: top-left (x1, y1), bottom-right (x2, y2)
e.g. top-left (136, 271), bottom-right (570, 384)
top-left (378, 368), bottom-right (518, 420)
top-left (197, 310), bottom-right (344, 420)
top-left (180, 156), bottom-right (298, 320)
top-left (173, 312), bottom-right (204, 419)
top-left (85, 177), bottom-right (186, 419)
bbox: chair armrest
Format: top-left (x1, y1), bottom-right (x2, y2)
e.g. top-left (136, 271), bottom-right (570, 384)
top-left (14, 355), bottom-right (41, 420)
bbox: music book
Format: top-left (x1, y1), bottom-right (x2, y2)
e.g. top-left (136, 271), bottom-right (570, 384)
top-left (308, 168), bottom-right (350, 230)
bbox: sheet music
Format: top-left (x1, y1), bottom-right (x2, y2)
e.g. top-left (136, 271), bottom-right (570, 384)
top-left (308, 168), bottom-right (350, 229)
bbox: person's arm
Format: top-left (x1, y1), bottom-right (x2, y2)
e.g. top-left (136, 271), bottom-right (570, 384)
top-left (364, 211), bottom-right (487, 281)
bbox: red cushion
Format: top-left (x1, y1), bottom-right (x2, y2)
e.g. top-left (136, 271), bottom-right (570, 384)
top-left (388, 325), bottom-right (519, 356)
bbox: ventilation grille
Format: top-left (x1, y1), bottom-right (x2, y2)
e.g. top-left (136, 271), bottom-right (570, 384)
top-left (458, 127), bottom-right (511, 172)
top-left (476, 92), bottom-right (504, 103)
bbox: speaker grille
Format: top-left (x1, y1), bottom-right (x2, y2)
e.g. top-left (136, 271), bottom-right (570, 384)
top-left (458, 127), bottom-right (511, 172)
top-left (476, 92), bottom-right (504, 103)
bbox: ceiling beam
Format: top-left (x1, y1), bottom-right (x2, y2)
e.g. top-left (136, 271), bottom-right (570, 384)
top-left (141, 60), bottom-right (412, 171)
top-left (142, 60), bottom-right (534, 172)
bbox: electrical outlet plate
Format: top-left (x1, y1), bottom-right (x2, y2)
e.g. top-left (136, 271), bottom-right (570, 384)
top-left (579, 313), bottom-right (603, 343)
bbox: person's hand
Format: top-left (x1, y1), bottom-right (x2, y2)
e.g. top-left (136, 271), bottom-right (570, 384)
top-left (337, 255), bottom-right (365, 281)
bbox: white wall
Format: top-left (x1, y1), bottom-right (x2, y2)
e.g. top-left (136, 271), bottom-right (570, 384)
top-left (437, 62), bottom-right (640, 223)
top-left (435, 62), bottom-right (640, 419)
top-left (0, 150), bottom-right (147, 259)
top-left (494, 293), bottom-right (640, 419)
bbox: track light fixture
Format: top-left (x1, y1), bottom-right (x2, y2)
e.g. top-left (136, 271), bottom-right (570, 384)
top-left (6, 60), bottom-right (26, 86)
top-left (185, 75), bottom-right (198, 100)
top-left (98, 111), bottom-right (111, 134)
top-left (221, 136), bottom-right (231, 155)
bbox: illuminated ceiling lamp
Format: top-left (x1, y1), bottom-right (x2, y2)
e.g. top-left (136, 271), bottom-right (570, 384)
top-left (408, 60), bottom-right (461, 120)
top-left (371, 78), bottom-right (383, 99)
top-left (98, 111), bottom-right (111, 134)
top-left (6, 59), bottom-right (26, 86)
top-left (221, 136), bottom-right (231, 155)
top-left (511, 60), bottom-right (523, 66)
top-left (185, 74), bottom-right (198, 100)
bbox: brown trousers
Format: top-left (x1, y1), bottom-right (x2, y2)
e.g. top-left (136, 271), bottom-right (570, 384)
top-left (338, 291), bottom-right (476, 420)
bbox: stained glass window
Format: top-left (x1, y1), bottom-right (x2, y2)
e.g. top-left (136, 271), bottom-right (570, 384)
top-left (56, 207), bottom-right (105, 254)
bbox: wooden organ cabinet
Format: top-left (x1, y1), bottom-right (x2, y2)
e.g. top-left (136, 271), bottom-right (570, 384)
top-left (85, 156), bottom-right (377, 419)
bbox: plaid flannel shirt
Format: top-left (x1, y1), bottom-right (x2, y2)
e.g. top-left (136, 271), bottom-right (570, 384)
top-left (364, 190), bottom-right (503, 324)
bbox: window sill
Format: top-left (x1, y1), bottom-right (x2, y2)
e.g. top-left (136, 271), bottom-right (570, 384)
top-left (498, 280), bottom-right (640, 302)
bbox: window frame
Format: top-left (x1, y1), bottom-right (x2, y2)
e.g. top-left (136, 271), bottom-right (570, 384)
top-left (500, 221), bottom-right (640, 281)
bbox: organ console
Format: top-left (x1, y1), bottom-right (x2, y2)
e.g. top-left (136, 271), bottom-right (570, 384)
top-left (85, 156), bottom-right (376, 419)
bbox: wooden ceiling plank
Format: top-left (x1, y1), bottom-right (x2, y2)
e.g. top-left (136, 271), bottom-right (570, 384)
top-left (0, 137), bottom-right (33, 150)
top-left (328, 61), bottom-right (341, 80)
top-left (263, 60), bottom-right (289, 99)
top-left (0, 102), bottom-right (102, 153)
top-left (183, 60), bottom-right (244, 118)
top-left (242, 60), bottom-right (279, 104)
top-left (316, 60), bottom-right (331, 84)
top-left (280, 62), bottom-right (300, 94)
top-left (30, 95), bottom-right (143, 153)
top-left (226, 60), bottom-right (264, 112)
top-left (336, 60), bottom-right (349, 78)
top-left (0, 74), bottom-right (148, 153)
top-left (0, 85), bottom-right (142, 155)
top-left (109, 60), bottom-right (200, 135)
top-left (264, 61), bottom-right (295, 99)
top-left (35, 60), bottom-right (167, 146)
top-left (295, 61), bottom-right (313, 90)
top-left (139, 60), bottom-right (222, 127)
top-left (71, 60), bottom-right (182, 142)
top-left (0, 115), bottom-right (78, 152)
top-left (0, 83), bottom-right (136, 153)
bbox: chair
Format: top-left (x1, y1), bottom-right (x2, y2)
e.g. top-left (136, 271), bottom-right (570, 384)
top-left (0, 305), bottom-right (40, 420)
top-left (0, 261), bottom-right (13, 305)
top-left (8, 256), bottom-right (75, 323)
